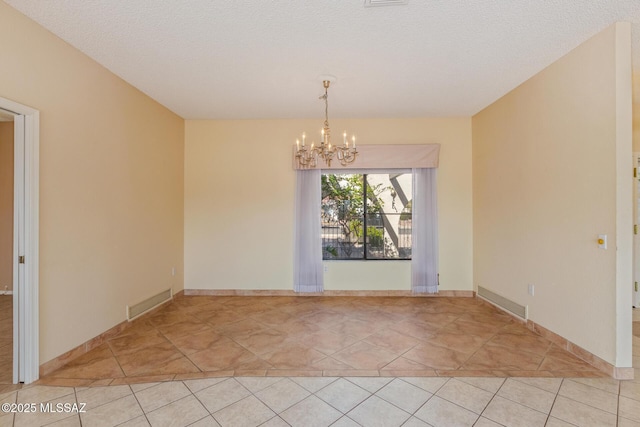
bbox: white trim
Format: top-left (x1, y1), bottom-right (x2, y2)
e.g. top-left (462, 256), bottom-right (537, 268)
top-left (1, 96), bottom-right (39, 384)
top-left (614, 22), bottom-right (633, 368)
top-left (24, 112), bottom-right (39, 384)
top-left (12, 115), bottom-right (23, 385)
top-left (634, 152), bottom-right (640, 308)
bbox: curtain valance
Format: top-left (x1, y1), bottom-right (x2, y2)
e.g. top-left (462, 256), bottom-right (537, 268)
top-left (293, 144), bottom-right (440, 170)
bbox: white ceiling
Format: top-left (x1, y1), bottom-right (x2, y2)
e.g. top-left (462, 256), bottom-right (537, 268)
top-left (4, 0), bottom-right (640, 119)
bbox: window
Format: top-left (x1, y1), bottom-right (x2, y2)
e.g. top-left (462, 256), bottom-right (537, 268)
top-left (321, 172), bottom-right (412, 260)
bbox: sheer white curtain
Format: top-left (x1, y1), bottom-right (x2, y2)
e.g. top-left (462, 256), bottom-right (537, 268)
top-left (293, 169), bottom-right (324, 292)
top-left (412, 168), bottom-right (439, 293)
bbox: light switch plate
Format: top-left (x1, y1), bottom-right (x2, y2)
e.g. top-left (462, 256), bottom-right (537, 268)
top-left (598, 234), bottom-right (607, 249)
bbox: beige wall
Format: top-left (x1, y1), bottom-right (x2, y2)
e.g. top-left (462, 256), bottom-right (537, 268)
top-left (0, 2), bottom-right (185, 363)
top-left (0, 122), bottom-right (13, 292)
top-left (185, 118), bottom-right (473, 292)
top-left (635, 104), bottom-right (640, 151)
top-left (473, 23), bottom-right (632, 366)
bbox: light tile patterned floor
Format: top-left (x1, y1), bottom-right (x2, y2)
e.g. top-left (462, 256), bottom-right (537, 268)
top-left (0, 298), bottom-right (638, 426)
top-left (1, 374), bottom-right (640, 426)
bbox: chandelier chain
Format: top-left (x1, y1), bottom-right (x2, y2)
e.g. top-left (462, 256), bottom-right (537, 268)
top-left (322, 85), bottom-right (329, 131)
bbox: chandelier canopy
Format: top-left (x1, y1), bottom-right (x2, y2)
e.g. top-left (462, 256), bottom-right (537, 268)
top-left (295, 80), bottom-right (358, 168)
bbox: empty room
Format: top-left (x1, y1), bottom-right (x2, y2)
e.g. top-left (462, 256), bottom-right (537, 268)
top-left (1, 1), bottom-right (640, 426)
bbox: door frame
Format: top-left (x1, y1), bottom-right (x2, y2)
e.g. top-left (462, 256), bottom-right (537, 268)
top-left (1, 96), bottom-right (39, 384)
top-left (634, 152), bottom-right (640, 308)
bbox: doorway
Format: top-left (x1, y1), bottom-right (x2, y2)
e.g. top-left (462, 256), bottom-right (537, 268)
top-left (0, 97), bottom-right (39, 385)
top-left (0, 110), bottom-right (14, 386)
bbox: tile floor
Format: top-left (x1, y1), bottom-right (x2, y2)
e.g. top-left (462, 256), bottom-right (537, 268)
top-left (1, 369), bottom-right (640, 426)
top-left (0, 296), bottom-right (12, 386)
top-left (0, 297), bottom-right (637, 426)
top-left (40, 296), bottom-right (607, 382)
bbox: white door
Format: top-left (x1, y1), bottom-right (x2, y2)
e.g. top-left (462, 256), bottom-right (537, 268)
top-left (0, 96), bottom-right (39, 385)
top-left (13, 114), bottom-right (24, 383)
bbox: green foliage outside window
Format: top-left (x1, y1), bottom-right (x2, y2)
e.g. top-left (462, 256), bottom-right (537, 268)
top-left (321, 173), bottom-right (409, 259)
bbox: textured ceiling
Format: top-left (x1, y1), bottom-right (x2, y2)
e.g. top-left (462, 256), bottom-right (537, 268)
top-left (4, 0), bottom-right (640, 119)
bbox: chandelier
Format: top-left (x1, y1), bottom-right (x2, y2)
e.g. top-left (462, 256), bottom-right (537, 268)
top-left (295, 80), bottom-right (358, 168)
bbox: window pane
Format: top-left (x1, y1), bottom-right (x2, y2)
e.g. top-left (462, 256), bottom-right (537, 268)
top-left (321, 172), bottom-right (412, 260)
top-left (364, 173), bottom-right (412, 259)
top-left (321, 174), bottom-right (364, 259)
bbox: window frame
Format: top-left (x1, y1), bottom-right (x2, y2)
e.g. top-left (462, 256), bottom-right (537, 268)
top-left (321, 169), bottom-right (412, 261)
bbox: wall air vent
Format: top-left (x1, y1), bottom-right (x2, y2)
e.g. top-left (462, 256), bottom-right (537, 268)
top-left (126, 288), bottom-right (172, 320)
top-left (364, 0), bottom-right (409, 7)
top-left (477, 286), bottom-right (528, 320)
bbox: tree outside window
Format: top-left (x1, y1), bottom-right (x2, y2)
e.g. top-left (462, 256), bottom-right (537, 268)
top-left (321, 173), bottom-right (412, 260)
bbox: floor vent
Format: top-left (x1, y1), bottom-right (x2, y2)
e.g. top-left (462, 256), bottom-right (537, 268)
top-left (477, 286), bottom-right (528, 320)
top-left (364, 0), bottom-right (409, 7)
top-left (126, 288), bottom-right (172, 320)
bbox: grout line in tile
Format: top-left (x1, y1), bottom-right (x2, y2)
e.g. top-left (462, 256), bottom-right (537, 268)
top-left (128, 382), bottom-right (153, 425)
top-left (189, 379), bottom-right (216, 417)
top-left (371, 383), bottom-right (429, 417)
top-left (616, 380), bottom-right (621, 427)
top-left (186, 414), bottom-right (215, 426)
top-left (207, 377), bottom-right (260, 416)
top-left (312, 385), bottom-right (371, 416)
top-left (559, 379), bottom-right (624, 416)
top-left (490, 380), bottom-right (558, 419)
top-left (548, 378), bottom-right (623, 425)
top-left (416, 391), bottom-right (479, 424)
top-left (510, 377), bottom-right (559, 396)
top-left (477, 384), bottom-right (505, 425)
